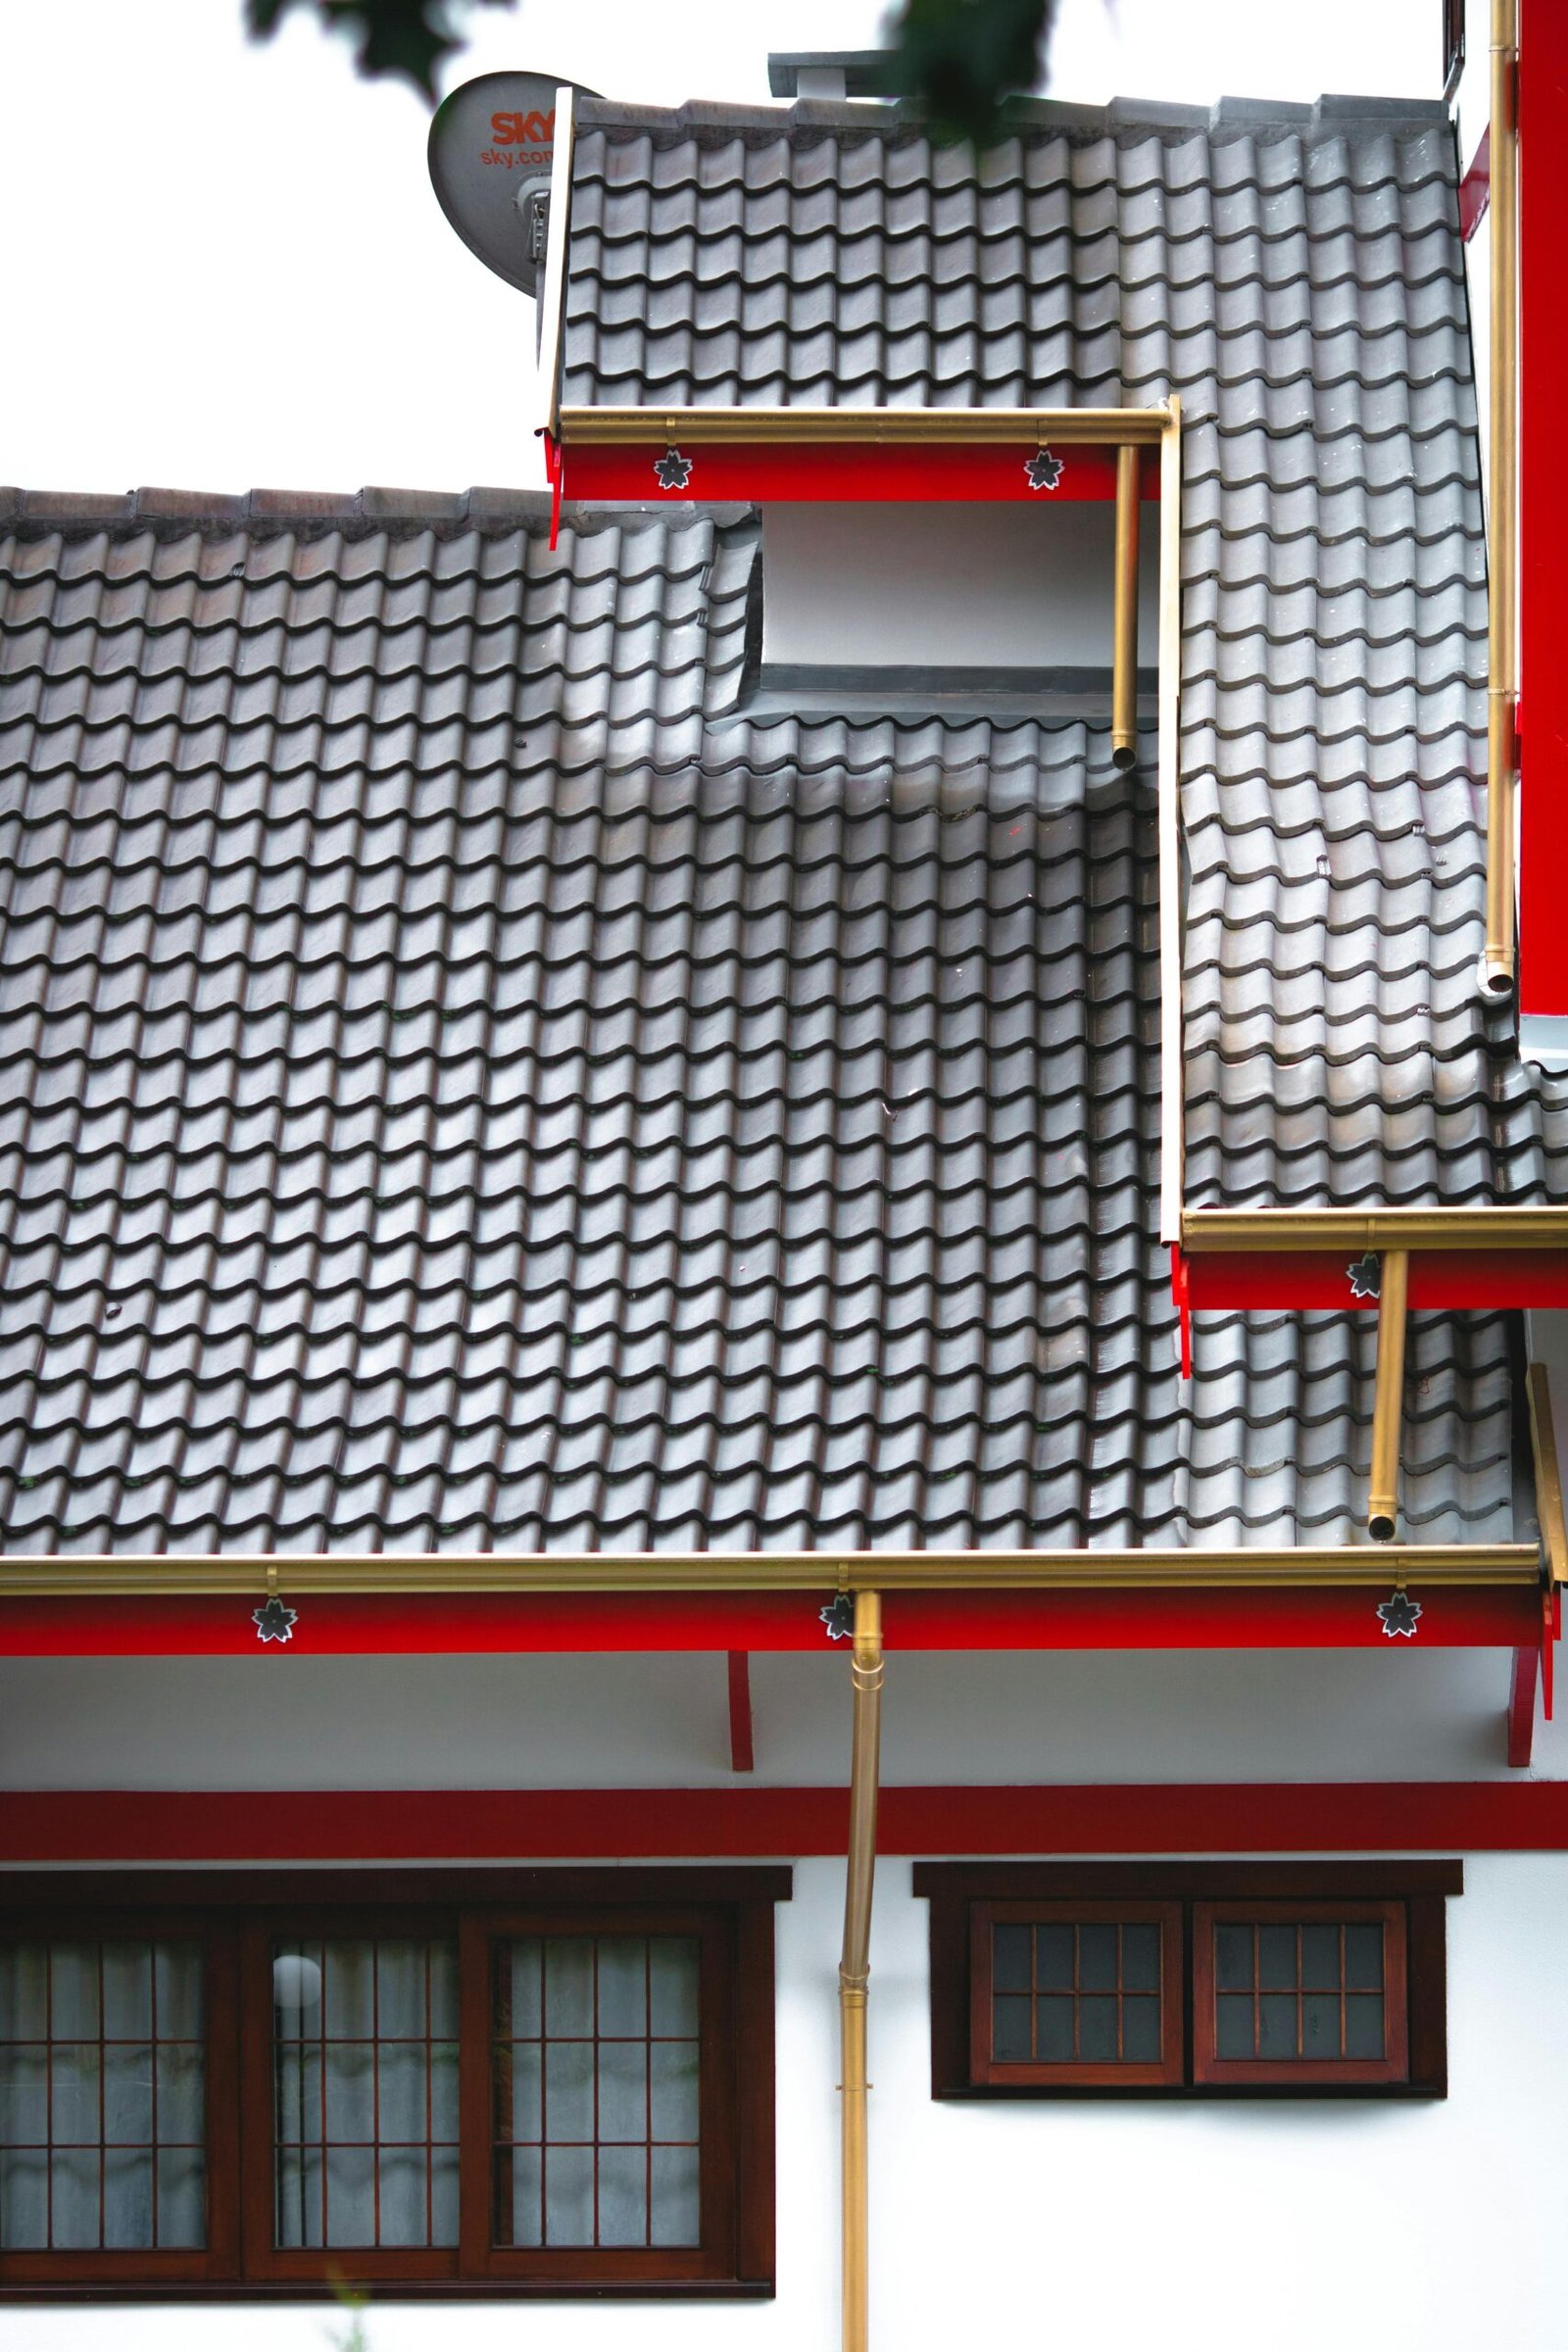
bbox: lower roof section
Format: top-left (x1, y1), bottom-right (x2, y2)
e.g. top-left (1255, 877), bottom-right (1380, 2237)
top-left (0, 499), bottom-right (1533, 1553)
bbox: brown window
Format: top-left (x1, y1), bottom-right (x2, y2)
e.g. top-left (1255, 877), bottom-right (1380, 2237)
top-left (0, 1869), bottom-right (786, 2299)
top-left (1444, 0), bottom-right (1466, 99)
top-left (918, 1862), bottom-right (1456, 2100)
top-left (971, 1902), bottom-right (1183, 2087)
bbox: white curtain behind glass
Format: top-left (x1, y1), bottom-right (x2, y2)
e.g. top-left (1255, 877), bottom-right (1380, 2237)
top-left (0, 1940), bottom-right (205, 2249)
top-left (272, 1936), bottom-right (459, 2248)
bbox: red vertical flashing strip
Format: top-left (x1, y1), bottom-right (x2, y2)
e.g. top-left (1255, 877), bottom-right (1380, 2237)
top-left (1170, 1245), bottom-right (1193, 1380)
top-left (542, 430), bottom-right (563, 549)
top-left (1520, 0), bottom-right (1568, 1016)
top-left (726, 1651), bottom-right (756, 1774)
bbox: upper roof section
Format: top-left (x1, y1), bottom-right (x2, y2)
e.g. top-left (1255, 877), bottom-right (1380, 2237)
top-left (559, 90), bottom-right (1456, 413)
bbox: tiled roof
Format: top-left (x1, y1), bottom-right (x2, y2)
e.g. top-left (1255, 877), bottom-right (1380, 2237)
top-left (0, 491), bottom-right (1521, 1551)
top-left (562, 90), bottom-right (1568, 1207)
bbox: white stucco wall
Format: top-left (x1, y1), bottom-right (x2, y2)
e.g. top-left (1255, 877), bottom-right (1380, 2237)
top-left (761, 499), bottom-right (1160, 674)
top-left (5, 1642), bottom-right (1565, 1789)
top-left (2, 1849), bottom-right (1565, 2351)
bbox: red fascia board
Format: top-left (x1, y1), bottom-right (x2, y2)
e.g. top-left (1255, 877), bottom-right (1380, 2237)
top-left (1183, 1250), bottom-right (1568, 1311)
top-left (559, 441), bottom-right (1161, 506)
top-left (1520, 0), bottom-right (1568, 1015)
top-left (7, 1782), bottom-right (1568, 1863)
top-left (0, 1582), bottom-right (1541, 1656)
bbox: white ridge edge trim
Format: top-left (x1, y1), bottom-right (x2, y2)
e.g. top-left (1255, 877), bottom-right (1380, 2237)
top-left (534, 82), bottom-right (578, 441)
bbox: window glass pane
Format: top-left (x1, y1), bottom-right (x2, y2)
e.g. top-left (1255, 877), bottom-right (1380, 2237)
top-left (1037, 1997), bottom-right (1074, 2061)
top-left (493, 1934), bottom-right (702, 2250)
top-left (1077, 1997), bottom-right (1118, 2061)
top-left (1257, 1927), bottom-right (1298, 1990)
top-left (650, 2141), bottom-right (701, 2247)
top-left (1077, 1925), bottom-right (1117, 1992)
top-left (1120, 1925), bottom-right (1159, 1993)
top-left (1299, 1925), bottom-right (1341, 1989)
top-left (0, 1938), bottom-right (205, 2251)
top-left (993, 1995), bottom-right (1031, 2061)
top-left (1258, 1994), bottom-right (1298, 2059)
top-left (1301, 1992), bottom-right (1341, 2057)
top-left (1208, 1918), bottom-right (1394, 2070)
top-left (271, 1935), bottom-right (457, 2250)
top-left (1345, 1994), bottom-right (1385, 2060)
top-left (1215, 1994), bottom-right (1253, 2058)
top-left (1344, 1924), bottom-right (1384, 1989)
top-left (993, 1924), bottom-right (1031, 1992)
top-left (1214, 1924), bottom-right (1252, 1991)
top-left (989, 1920), bottom-right (1166, 2069)
top-left (1037, 1925), bottom-right (1074, 1990)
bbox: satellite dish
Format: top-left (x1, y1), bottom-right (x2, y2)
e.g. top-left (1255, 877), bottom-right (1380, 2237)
top-left (427, 72), bottom-right (598, 296)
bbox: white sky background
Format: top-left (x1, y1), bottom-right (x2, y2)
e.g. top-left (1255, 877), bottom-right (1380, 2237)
top-left (2, 0), bottom-right (1432, 495)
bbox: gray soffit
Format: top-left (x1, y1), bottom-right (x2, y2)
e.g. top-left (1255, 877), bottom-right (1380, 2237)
top-left (0, 496), bottom-right (1524, 1553)
top-left (562, 89), bottom-right (1568, 1207)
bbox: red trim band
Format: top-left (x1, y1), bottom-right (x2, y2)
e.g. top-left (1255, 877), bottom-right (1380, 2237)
top-left (560, 442), bottom-right (1161, 506)
top-left (5, 1782), bottom-right (1568, 1863)
top-left (0, 1584), bottom-right (1541, 1656)
top-left (1183, 1251), bottom-right (1568, 1311)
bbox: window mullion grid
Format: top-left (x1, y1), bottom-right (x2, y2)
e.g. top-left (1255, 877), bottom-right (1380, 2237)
top-left (643, 1937), bottom-right (653, 2250)
top-left (1115, 1923), bottom-right (1124, 2062)
top-left (370, 1937), bottom-right (381, 2251)
top-left (318, 1944), bottom-right (329, 2249)
top-left (96, 1939), bottom-right (106, 2250)
top-left (591, 1938), bottom-right (602, 2251)
top-left (43, 1939), bottom-right (54, 2250)
top-left (423, 1939), bottom-right (434, 2251)
top-left (150, 1936), bottom-right (161, 2248)
top-left (538, 1936), bottom-right (549, 2250)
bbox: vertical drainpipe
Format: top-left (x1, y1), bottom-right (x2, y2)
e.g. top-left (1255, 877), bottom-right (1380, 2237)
top-left (840, 1590), bottom-right (883, 2352)
top-left (1484, 0), bottom-right (1520, 994)
top-left (1111, 440), bottom-right (1141, 770)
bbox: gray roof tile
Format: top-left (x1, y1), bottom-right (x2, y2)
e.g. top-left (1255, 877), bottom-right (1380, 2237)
top-left (562, 94), bottom-right (1568, 1208)
top-left (0, 496), bottom-right (1515, 1551)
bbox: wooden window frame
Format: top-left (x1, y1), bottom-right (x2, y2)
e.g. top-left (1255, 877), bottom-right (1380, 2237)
top-left (0, 1868), bottom-right (787, 2302)
top-left (969, 1900), bottom-right (1184, 2088)
top-left (1192, 1899), bottom-right (1408, 2088)
top-left (916, 1861), bottom-right (1457, 2102)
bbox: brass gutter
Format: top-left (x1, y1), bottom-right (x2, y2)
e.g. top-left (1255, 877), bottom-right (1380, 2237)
top-left (0, 1548), bottom-right (1537, 1595)
top-left (555, 404), bottom-right (1169, 447)
top-left (1484, 0), bottom-right (1520, 997)
top-left (1181, 1206), bottom-right (1568, 1252)
top-left (1111, 440), bottom-right (1141, 768)
top-left (1367, 1248), bottom-right (1410, 1542)
top-left (1527, 1363), bottom-right (1568, 1583)
top-left (840, 1591), bottom-right (882, 2352)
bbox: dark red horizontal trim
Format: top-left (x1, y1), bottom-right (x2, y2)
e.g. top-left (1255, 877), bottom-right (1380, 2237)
top-left (0, 1583), bottom-right (1540, 1656)
top-left (6, 1783), bottom-right (1568, 1863)
top-left (1185, 1250), bottom-right (1568, 1310)
top-left (561, 442), bottom-right (1160, 506)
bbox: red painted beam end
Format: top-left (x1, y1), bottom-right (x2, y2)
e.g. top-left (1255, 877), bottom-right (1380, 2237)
top-left (1508, 1642), bottom-right (1538, 1767)
top-left (726, 1650), bottom-right (756, 1775)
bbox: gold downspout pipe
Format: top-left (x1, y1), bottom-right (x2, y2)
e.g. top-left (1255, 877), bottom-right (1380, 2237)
top-left (1368, 1249), bottom-right (1411, 1542)
top-left (1484, 0), bottom-right (1520, 996)
top-left (1527, 1362), bottom-right (1568, 1584)
top-left (840, 1590), bottom-right (883, 2352)
top-left (1111, 440), bottom-right (1141, 769)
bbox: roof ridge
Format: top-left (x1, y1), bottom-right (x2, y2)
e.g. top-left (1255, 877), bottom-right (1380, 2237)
top-left (574, 89), bottom-right (1452, 144)
top-left (0, 488), bottom-right (754, 540)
